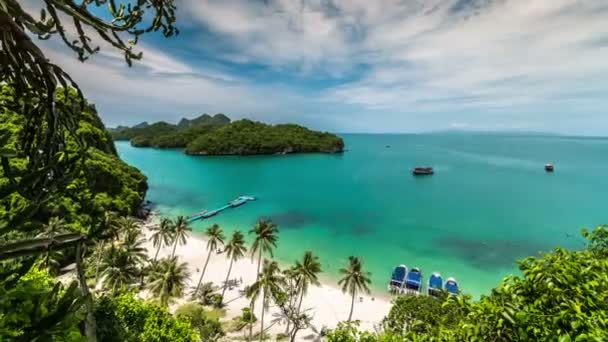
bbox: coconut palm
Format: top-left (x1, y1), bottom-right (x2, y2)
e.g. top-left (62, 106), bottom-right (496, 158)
top-left (170, 216), bottom-right (191, 257)
top-left (113, 216), bottom-right (139, 239)
top-left (338, 256), bottom-right (372, 322)
top-left (293, 251), bottom-right (322, 315)
top-left (221, 231), bottom-right (247, 303)
top-left (250, 219), bottom-right (279, 277)
top-left (122, 229), bottom-right (148, 265)
top-left (146, 256), bottom-right (190, 307)
top-left (100, 245), bottom-right (139, 294)
top-left (94, 211), bottom-right (117, 283)
top-left (194, 224), bottom-right (225, 296)
top-left (282, 265), bottom-right (299, 334)
top-left (249, 219), bottom-right (278, 339)
top-left (37, 217), bottom-right (67, 271)
top-left (246, 260), bottom-right (285, 342)
top-left (193, 282), bottom-right (221, 306)
top-left (122, 228), bottom-right (148, 287)
top-left (150, 218), bottom-right (174, 262)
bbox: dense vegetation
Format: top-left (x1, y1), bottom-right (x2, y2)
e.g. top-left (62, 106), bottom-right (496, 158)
top-left (185, 119), bottom-right (345, 155)
top-left (112, 116), bottom-right (345, 155)
top-left (110, 114), bottom-right (231, 148)
top-left (0, 86), bottom-right (147, 236)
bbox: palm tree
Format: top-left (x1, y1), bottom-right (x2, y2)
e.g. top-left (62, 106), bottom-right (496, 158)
top-left (122, 229), bottom-right (148, 265)
top-left (246, 260), bottom-right (285, 342)
top-left (221, 231), bottom-right (247, 303)
top-left (150, 218), bottom-right (174, 262)
top-left (282, 265), bottom-right (299, 334)
top-left (122, 228), bottom-right (148, 287)
top-left (194, 224), bottom-right (225, 296)
top-left (170, 216), bottom-right (191, 257)
top-left (146, 256), bottom-right (190, 307)
top-left (293, 251), bottom-right (322, 316)
top-left (100, 245), bottom-right (139, 294)
top-left (94, 211), bottom-right (117, 283)
top-left (37, 217), bottom-right (67, 271)
top-left (113, 216), bottom-right (139, 239)
top-left (250, 219), bottom-right (279, 278)
top-left (338, 256), bottom-right (372, 322)
top-left (249, 219), bottom-right (278, 339)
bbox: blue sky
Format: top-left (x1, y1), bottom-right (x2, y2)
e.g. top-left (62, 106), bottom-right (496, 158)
top-left (36, 0), bottom-right (608, 134)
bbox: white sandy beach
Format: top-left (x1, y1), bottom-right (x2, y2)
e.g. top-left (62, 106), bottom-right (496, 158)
top-left (140, 213), bottom-right (392, 341)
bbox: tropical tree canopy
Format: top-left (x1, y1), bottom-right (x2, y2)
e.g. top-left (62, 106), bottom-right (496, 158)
top-left (250, 218), bottom-right (279, 260)
top-left (146, 256), bottom-right (190, 307)
top-left (0, 0), bottom-right (177, 211)
top-left (338, 256), bottom-right (372, 322)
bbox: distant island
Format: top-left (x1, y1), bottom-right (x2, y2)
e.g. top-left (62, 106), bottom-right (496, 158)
top-left (110, 114), bottom-right (344, 155)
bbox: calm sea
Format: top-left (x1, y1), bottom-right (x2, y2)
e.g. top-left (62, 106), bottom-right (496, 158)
top-left (116, 133), bottom-right (608, 297)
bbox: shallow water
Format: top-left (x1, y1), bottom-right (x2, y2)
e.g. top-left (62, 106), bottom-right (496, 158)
top-left (116, 133), bottom-right (608, 297)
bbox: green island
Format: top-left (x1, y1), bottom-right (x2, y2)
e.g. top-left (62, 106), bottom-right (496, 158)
top-left (2, 2), bottom-right (608, 342)
top-left (111, 115), bottom-right (345, 155)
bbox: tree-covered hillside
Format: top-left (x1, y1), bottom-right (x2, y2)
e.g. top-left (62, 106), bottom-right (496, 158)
top-left (110, 114), bottom-right (231, 148)
top-left (111, 115), bottom-right (344, 155)
top-left (0, 86), bottom-right (147, 234)
top-left (185, 119), bottom-right (345, 155)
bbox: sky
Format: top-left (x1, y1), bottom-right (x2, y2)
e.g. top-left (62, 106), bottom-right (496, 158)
top-left (34, 0), bottom-right (608, 134)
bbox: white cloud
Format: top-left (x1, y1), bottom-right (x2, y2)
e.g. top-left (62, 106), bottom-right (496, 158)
top-left (28, 0), bottom-right (608, 133)
top-left (183, 0), bottom-right (608, 128)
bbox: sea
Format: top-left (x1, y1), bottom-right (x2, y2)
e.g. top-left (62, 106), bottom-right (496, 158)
top-left (116, 132), bottom-right (608, 298)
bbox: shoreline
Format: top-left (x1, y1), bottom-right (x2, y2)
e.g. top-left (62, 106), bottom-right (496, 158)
top-left (140, 212), bottom-right (392, 340)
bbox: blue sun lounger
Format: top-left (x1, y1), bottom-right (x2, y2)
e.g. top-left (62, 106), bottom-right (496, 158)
top-left (445, 277), bottom-right (459, 295)
top-left (404, 267), bottom-right (422, 293)
top-left (428, 272), bottom-right (443, 297)
top-left (388, 265), bottom-right (408, 293)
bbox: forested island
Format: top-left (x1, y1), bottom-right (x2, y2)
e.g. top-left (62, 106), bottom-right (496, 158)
top-left (110, 115), bottom-right (344, 155)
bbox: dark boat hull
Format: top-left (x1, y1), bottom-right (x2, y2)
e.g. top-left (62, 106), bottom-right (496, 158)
top-left (412, 167), bottom-right (434, 175)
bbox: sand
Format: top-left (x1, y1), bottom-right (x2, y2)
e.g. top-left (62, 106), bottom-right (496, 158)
top-left (141, 213), bottom-right (392, 341)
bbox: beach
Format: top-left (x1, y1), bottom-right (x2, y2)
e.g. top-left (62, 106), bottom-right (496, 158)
top-left (141, 213), bottom-right (392, 340)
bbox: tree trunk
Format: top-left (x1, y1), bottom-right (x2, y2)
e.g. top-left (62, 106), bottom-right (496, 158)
top-left (94, 242), bottom-right (104, 286)
top-left (153, 243), bottom-right (161, 262)
top-left (290, 325), bottom-right (300, 342)
top-left (348, 289), bottom-right (355, 322)
top-left (259, 290), bottom-right (266, 342)
top-left (220, 259), bottom-right (234, 303)
top-left (285, 280), bottom-right (294, 334)
top-left (195, 249), bottom-right (213, 296)
top-left (171, 237), bottom-right (178, 257)
top-left (76, 242), bottom-right (97, 342)
top-left (249, 250), bottom-right (263, 341)
top-left (296, 287), bottom-right (305, 315)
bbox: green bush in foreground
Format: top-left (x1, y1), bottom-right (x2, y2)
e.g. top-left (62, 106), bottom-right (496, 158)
top-left (95, 294), bottom-right (199, 342)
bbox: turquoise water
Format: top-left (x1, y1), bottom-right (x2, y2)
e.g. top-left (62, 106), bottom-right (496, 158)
top-left (116, 133), bottom-right (608, 297)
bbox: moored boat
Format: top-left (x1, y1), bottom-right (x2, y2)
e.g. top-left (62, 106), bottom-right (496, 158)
top-left (445, 277), bottom-right (459, 295)
top-left (545, 163), bottom-right (554, 172)
top-left (404, 267), bottom-right (423, 293)
top-left (428, 272), bottom-right (443, 297)
top-left (412, 167), bottom-right (434, 175)
top-left (388, 265), bottom-right (408, 293)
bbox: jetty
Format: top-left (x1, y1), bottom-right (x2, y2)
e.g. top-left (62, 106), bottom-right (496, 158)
top-left (188, 195), bottom-right (256, 222)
